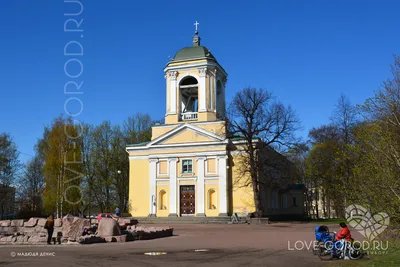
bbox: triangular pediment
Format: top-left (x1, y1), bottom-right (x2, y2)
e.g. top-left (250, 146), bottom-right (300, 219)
top-left (148, 124), bottom-right (225, 147)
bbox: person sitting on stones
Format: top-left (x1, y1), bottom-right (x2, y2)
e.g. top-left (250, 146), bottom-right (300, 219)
top-left (115, 207), bottom-right (121, 217)
top-left (44, 214), bottom-right (55, 245)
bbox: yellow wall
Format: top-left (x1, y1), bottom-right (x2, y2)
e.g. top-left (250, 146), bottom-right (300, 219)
top-left (129, 159), bottom-right (149, 217)
top-left (205, 184), bottom-right (219, 216)
top-left (156, 185), bottom-right (169, 217)
top-left (231, 154), bottom-right (256, 215)
top-left (206, 158), bottom-right (217, 175)
top-left (151, 121), bottom-right (226, 140)
top-left (163, 129), bottom-right (215, 144)
top-left (157, 160), bottom-right (168, 177)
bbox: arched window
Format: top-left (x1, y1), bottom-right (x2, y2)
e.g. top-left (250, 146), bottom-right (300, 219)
top-left (179, 76), bottom-right (199, 121)
top-left (208, 189), bottom-right (217, 210)
top-left (159, 190), bottom-right (167, 210)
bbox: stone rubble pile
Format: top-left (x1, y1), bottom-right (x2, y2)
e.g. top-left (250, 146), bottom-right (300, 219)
top-left (126, 225), bottom-right (174, 240)
top-left (0, 217), bottom-right (172, 245)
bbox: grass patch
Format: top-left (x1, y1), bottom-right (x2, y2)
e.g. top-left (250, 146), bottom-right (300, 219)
top-left (328, 240), bottom-right (400, 267)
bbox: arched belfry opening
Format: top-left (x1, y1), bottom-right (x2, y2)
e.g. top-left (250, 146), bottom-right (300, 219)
top-left (179, 76), bottom-right (199, 121)
top-left (216, 80), bottom-right (225, 119)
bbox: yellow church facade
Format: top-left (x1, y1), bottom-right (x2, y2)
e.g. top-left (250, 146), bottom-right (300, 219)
top-left (127, 28), bottom-right (305, 218)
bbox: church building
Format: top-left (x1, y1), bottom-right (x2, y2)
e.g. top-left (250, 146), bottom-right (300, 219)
top-left (127, 24), bottom-right (305, 218)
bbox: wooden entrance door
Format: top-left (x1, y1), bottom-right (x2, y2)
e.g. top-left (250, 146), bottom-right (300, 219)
top-left (180, 185), bottom-right (195, 215)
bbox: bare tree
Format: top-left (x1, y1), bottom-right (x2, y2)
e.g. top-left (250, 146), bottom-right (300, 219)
top-left (19, 155), bottom-right (45, 213)
top-left (0, 133), bottom-right (20, 219)
top-left (123, 113), bottom-right (152, 145)
top-left (227, 88), bottom-right (300, 217)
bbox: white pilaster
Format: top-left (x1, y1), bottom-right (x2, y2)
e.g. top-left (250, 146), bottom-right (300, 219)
top-left (149, 158), bottom-right (158, 217)
top-left (168, 71), bottom-right (178, 114)
top-left (168, 158), bottom-right (178, 216)
top-left (198, 68), bottom-right (207, 112)
top-left (218, 155), bottom-right (228, 216)
top-left (213, 75), bottom-right (217, 112)
top-left (196, 156), bottom-right (206, 216)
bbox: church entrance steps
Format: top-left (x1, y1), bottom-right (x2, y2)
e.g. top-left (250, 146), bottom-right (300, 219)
top-left (135, 216), bottom-right (232, 224)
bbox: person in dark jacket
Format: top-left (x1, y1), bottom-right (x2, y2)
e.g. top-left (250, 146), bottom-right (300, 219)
top-left (44, 214), bottom-right (55, 245)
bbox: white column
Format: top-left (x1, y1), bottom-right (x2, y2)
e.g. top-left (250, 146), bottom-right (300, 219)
top-left (149, 158), bottom-right (158, 217)
top-left (196, 156), bottom-right (206, 216)
top-left (198, 68), bottom-right (207, 112)
top-left (218, 155), bottom-right (228, 216)
top-left (213, 75), bottom-right (217, 112)
top-left (168, 158), bottom-right (178, 217)
top-left (168, 71), bottom-right (177, 114)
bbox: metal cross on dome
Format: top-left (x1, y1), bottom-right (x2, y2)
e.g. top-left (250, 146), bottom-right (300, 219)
top-left (194, 21), bottom-right (199, 32)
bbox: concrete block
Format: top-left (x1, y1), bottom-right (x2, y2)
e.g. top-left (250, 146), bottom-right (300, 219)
top-left (0, 220), bottom-right (11, 227)
top-left (37, 218), bottom-right (47, 227)
top-left (54, 218), bottom-right (62, 227)
top-left (24, 218), bottom-right (39, 227)
top-left (10, 220), bottom-right (24, 227)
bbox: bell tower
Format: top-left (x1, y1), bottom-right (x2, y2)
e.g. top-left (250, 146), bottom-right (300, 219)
top-left (164, 22), bottom-right (228, 125)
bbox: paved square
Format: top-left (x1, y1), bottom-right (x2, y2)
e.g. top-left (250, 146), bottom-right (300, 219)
top-left (0, 223), bottom-right (359, 266)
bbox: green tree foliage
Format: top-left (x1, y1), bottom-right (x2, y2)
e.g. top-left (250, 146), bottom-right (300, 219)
top-left (305, 56), bottom-right (400, 224)
top-left (39, 117), bottom-right (83, 216)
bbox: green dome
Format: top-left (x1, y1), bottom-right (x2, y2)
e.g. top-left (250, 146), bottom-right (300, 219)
top-left (173, 46), bottom-right (215, 61)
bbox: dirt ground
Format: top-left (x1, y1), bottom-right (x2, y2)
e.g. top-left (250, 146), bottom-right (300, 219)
top-left (0, 223), bottom-right (363, 267)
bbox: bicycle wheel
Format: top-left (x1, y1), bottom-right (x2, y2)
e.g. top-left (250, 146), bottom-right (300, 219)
top-left (347, 247), bottom-right (362, 260)
top-left (318, 246), bottom-right (333, 260)
top-left (312, 242), bottom-right (321, 255)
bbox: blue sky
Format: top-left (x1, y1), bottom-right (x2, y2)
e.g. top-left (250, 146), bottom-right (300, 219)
top-left (1, 0), bottom-right (399, 163)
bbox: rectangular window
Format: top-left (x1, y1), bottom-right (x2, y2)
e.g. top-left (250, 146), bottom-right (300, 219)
top-left (182, 159), bottom-right (193, 174)
top-left (293, 197), bottom-right (297, 207)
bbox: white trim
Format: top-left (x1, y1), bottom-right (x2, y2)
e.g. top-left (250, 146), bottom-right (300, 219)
top-left (156, 182), bottom-right (169, 186)
top-left (157, 159), bottom-right (169, 177)
top-left (151, 141), bottom-right (227, 148)
top-left (196, 156), bottom-right (206, 215)
top-left (204, 181), bottom-right (219, 185)
top-left (127, 155), bottom-right (149, 160)
top-left (127, 141), bottom-right (227, 152)
top-left (205, 157), bottom-right (218, 175)
top-left (168, 157), bottom-right (178, 215)
top-left (156, 178), bottom-right (170, 181)
top-left (198, 68), bottom-right (207, 112)
top-left (170, 76), bottom-right (177, 114)
top-left (212, 75), bottom-right (217, 113)
top-left (152, 120), bottom-right (225, 129)
top-left (164, 61), bottom-right (228, 78)
top-left (143, 123), bottom-right (225, 147)
top-left (218, 156), bottom-right (228, 215)
top-left (149, 159), bottom-right (158, 216)
top-left (231, 138), bottom-right (260, 145)
top-left (177, 177), bottom-right (197, 181)
top-left (129, 151), bottom-right (227, 161)
top-left (157, 151), bottom-right (227, 159)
